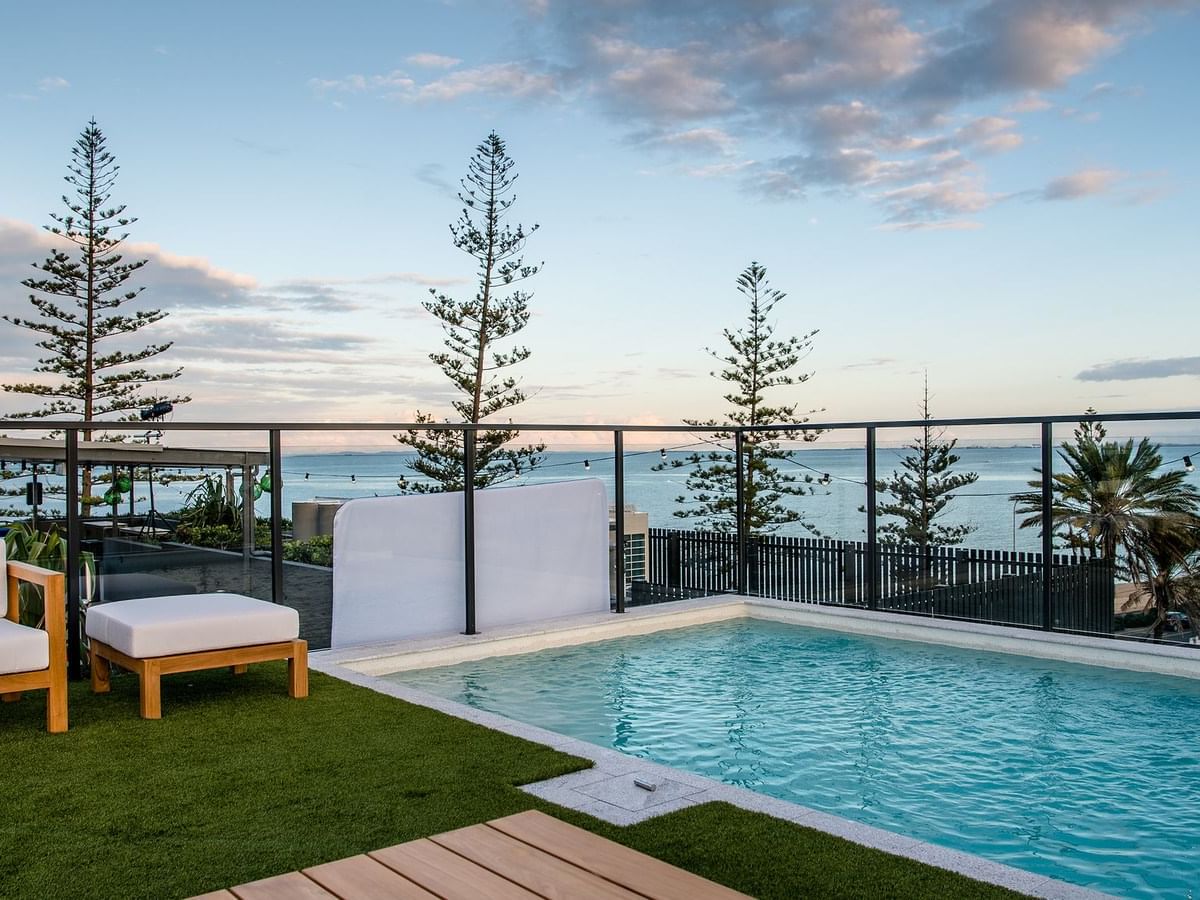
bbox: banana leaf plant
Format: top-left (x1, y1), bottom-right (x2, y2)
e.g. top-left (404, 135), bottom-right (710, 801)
top-left (3, 522), bottom-right (96, 629)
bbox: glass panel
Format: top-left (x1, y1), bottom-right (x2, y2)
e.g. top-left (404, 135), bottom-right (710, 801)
top-left (743, 427), bottom-right (868, 606)
top-left (873, 421), bottom-right (1046, 628)
top-left (83, 427), bottom-right (275, 608)
top-left (634, 430), bottom-right (738, 603)
top-left (1050, 417), bottom-right (1199, 649)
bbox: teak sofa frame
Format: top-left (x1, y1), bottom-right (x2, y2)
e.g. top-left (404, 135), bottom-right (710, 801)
top-left (89, 637), bottom-right (308, 719)
top-left (1, 561), bottom-right (68, 733)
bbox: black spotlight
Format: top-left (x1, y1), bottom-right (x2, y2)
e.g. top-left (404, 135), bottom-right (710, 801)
top-left (139, 400), bottom-right (174, 421)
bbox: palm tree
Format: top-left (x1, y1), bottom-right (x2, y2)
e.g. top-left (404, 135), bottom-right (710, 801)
top-left (1126, 514), bottom-right (1200, 641)
top-left (1013, 436), bottom-right (1200, 571)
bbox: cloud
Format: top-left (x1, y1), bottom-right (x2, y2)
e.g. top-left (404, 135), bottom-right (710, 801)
top-left (803, 101), bottom-right (885, 145)
top-left (1040, 167), bottom-right (1122, 200)
top-left (634, 127), bottom-right (738, 157)
top-left (679, 159), bottom-right (755, 179)
top-left (310, 62), bottom-right (560, 103)
top-left (589, 38), bottom-right (734, 120)
top-left (955, 116), bottom-right (1023, 153)
top-left (840, 357), bottom-right (898, 369)
top-left (899, 0), bottom-right (1170, 105)
top-left (405, 52), bottom-right (461, 69)
top-left (875, 178), bottom-right (993, 229)
top-left (1076, 356), bottom-right (1200, 381)
top-left (306, 0), bottom-right (1189, 227)
top-left (0, 218), bottom-right (464, 419)
top-left (1006, 91), bottom-right (1053, 112)
top-left (1083, 80), bottom-right (1117, 101)
top-left (37, 76), bottom-right (69, 92)
top-left (547, 1), bottom-right (1187, 224)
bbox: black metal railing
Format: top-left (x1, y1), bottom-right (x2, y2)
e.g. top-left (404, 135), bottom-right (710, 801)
top-left (642, 528), bottom-right (1115, 633)
top-left (1, 408), bottom-right (1196, 677)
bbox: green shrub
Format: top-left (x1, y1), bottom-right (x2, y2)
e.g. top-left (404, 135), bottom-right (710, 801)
top-left (173, 523), bottom-right (241, 550)
top-left (283, 534), bottom-right (333, 568)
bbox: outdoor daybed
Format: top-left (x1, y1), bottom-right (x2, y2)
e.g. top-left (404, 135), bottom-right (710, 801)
top-left (86, 592), bottom-right (307, 719)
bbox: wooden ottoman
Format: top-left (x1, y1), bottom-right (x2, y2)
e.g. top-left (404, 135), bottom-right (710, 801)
top-left (85, 593), bottom-right (307, 719)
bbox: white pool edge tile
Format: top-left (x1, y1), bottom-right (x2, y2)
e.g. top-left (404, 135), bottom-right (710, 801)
top-left (323, 594), bottom-right (1200, 682)
top-left (311, 649), bottom-right (1114, 900)
top-left (743, 598), bottom-right (1200, 679)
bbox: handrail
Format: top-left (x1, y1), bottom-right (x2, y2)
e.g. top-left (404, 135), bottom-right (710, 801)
top-left (0, 409), bottom-right (1199, 434)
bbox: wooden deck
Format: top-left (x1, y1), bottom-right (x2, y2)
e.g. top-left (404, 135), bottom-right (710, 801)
top-left (192, 810), bottom-right (749, 900)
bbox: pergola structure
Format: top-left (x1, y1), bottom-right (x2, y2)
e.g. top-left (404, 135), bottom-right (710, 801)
top-left (0, 435), bottom-right (268, 539)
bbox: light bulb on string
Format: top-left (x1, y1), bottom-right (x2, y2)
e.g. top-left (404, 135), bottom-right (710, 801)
top-left (660, 448), bottom-right (667, 460)
top-left (583, 459), bottom-right (591, 470)
top-left (1185, 455), bottom-right (1195, 473)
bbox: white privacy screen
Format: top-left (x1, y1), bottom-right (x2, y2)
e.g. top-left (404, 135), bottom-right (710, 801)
top-left (331, 478), bottom-right (609, 647)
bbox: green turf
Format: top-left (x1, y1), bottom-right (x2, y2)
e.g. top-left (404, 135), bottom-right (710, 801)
top-left (0, 665), bottom-right (1026, 899)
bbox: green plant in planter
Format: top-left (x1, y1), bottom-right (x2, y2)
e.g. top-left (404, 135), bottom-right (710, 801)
top-left (3, 522), bottom-right (96, 627)
top-left (283, 534), bottom-right (333, 567)
top-left (178, 476), bottom-right (243, 530)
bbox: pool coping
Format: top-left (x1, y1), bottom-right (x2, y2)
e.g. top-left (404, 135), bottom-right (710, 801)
top-left (311, 598), bottom-right (1134, 900)
top-left (322, 594), bottom-right (1200, 681)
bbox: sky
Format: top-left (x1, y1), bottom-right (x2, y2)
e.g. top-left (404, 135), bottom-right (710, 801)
top-left (1, 0), bottom-right (1198, 447)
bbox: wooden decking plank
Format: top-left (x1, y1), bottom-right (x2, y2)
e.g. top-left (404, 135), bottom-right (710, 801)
top-left (229, 871), bottom-right (337, 900)
top-left (488, 811), bottom-right (750, 900)
top-left (303, 854), bottom-right (437, 899)
top-left (371, 838), bottom-right (540, 900)
top-left (431, 823), bottom-right (644, 900)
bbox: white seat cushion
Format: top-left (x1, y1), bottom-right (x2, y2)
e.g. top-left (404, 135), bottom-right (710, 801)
top-left (85, 593), bottom-right (299, 659)
top-left (0, 618), bottom-right (49, 675)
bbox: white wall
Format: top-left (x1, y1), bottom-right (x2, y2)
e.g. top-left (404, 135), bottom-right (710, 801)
top-left (331, 479), bottom-right (609, 647)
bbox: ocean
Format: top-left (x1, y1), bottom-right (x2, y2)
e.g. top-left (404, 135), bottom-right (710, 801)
top-left (13, 444), bottom-right (1200, 554)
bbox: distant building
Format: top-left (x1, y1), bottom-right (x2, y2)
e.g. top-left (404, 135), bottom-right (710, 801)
top-left (609, 505), bottom-right (649, 600)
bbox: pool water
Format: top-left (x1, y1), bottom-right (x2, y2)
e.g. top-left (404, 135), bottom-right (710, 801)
top-left (391, 620), bottom-right (1200, 898)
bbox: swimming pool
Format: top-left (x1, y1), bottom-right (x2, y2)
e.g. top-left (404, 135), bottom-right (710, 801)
top-left (390, 618), bottom-right (1200, 899)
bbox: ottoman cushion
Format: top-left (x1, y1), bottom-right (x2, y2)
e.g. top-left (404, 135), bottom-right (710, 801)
top-left (0, 618), bottom-right (49, 674)
top-left (85, 593), bottom-right (299, 658)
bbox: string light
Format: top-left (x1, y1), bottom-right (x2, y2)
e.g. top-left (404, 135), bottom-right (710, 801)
top-left (660, 448), bottom-right (667, 459)
top-left (819, 473), bottom-right (832, 486)
top-left (1185, 455), bottom-right (1195, 473)
top-left (583, 459), bottom-right (590, 470)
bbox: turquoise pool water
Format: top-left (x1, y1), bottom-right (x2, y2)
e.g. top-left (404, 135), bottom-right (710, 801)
top-left (391, 619), bottom-right (1200, 898)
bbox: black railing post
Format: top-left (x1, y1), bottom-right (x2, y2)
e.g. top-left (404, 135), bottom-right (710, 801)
top-left (667, 533), bottom-right (682, 589)
top-left (65, 428), bottom-right (81, 681)
top-left (866, 426), bottom-right (879, 609)
top-left (463, 427), bottom-right (477, 635)
top-left (613, 430), bottom-right (626, 613)
top-left (1041, 421), bottom-right (1054, 630)
top-left (735, 429), bottom-right (747, 594)
top-left (268, 430), bottom-right (284, 605)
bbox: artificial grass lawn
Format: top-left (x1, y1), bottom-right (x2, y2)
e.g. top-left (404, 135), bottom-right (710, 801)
top-left (1, 664), bottom-right (1027, 899)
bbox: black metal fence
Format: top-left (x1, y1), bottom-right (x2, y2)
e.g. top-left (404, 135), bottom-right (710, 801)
top-left (641, 527), bottom-right (1115, 633)
top-left (2, 408), bottom-right (1195, 676)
